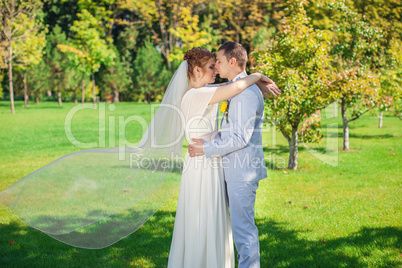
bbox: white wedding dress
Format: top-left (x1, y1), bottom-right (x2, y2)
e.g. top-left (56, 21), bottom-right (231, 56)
top-left (167, 86), bottom-right (234, 268)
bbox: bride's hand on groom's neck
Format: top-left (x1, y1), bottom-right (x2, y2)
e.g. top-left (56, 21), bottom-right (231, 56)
top-left (256, 76), bottom-right (281, 99)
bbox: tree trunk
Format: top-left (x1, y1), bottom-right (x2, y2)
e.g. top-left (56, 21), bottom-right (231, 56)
top-left (92, 71), bottom-right (96, 109)
top-left (57, 84), bottom-right (62, 106)
top-left (378, 111), bottom-right (383, 128)
top-left (157, 0), bottom-right (171, 69)
top-left (288, 125), bottom-right (299, 170)
top-left (112, 86), bottom-right (119, 103)
top-left (36, 95), bottom-right (39, 104)
top-left (334, 102), bottom-right (337, 118)
top-left (24, 72), bottom-right (29, 108)
top-left (73, 88), bottom-right (78, 104)
top-left (82, 63), bottom-right (86, 105)
top-left (82, 76), bottom-right (85, 105)
top-left (9, 45), bottom-right (15, 114)
top-left (341, 101), bottom-right (349, 150)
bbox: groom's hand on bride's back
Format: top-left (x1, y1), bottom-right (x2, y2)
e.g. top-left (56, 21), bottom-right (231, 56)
top-left (256, 75), bottom-right (281, 99)
top-left (188, 139), bottom-right (205, 157)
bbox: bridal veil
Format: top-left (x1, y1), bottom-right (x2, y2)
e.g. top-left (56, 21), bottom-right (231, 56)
top-left (0, 61), bottom-right (189, 249)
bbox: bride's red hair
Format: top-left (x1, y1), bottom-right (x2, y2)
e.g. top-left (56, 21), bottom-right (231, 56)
top-left (183, 48), bottom-right (216, 80)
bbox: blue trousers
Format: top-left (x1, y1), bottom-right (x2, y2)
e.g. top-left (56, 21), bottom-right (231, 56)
top-left (226, 181), bottom-right (260, 268)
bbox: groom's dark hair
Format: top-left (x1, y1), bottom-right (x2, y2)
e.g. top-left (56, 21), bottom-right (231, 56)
top-left (218, 42), bottom-right (248, 70)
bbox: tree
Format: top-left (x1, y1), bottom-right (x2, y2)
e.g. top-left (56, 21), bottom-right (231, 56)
top-left (0, 70), bottom-right (4, 99)
top-left (60, 66), bottom-right (87, 103)
top-left (0, 0), bottom-right (46, 114)
top-left (168, 6), bottom-right (213, 63)
top-left (58, 9), bottom-right (116, 108)
top-left (253, 0), bottom-right (337, 170)
top-left (115, 24), bottom-right (138, 100)
top-left (43, 25), bottom-right (69, 106)
top-left (57, 44), bottom-right (88, 105)
top-left (353, 0), bottom-right (402, 40)
top-left (204, 0), bottom-right (275, 44)
top-left (327, 2), bottom-right (383, 149)
top-left (348, 0), bottom-right (402, 127)
top-left (376, 38), bottom-right (402, 127)
top-left (42, 0), bottom-right (79, 38)
top-left (14, 28), bottom-right (45, 109)
top-left (97, 50), bottom-right (129, 103)
top-left (133, 38), bottom-right (171, 103)
top-left (26, 60), bottom-right (50, 104)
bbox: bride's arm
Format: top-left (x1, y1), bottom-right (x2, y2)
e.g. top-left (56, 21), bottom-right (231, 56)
top-left (204, 82), bottom-right (229, 87)
top-left (208, 73), bottom-right (274, 104)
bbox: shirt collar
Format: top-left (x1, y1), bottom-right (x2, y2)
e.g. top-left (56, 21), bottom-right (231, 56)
top-left (231, 71), bottom-right (247, 82)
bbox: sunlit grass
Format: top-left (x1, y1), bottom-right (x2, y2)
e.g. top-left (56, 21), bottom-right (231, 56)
top-left (0, 101), bottom-right (401, 267)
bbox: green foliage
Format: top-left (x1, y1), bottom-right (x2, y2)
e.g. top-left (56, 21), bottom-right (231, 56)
top-left (26, 60), bottom-right (51, 101)
top-left (63, 65), bottom-right (89, 101)
top-left (205, 0), bottom-right (275, 45)
top-left (0, 71), bottom-right (3, 98)
top-left (57, 9), bottom-right (115, 75)
top-left (327, 2), bottom-right (383, 121)
top-left (376, 38), bottom-right (402, 115)
top-left (378, 38), bottom-right (402, 117)
top-left (350, 0), bottom-right (402, 117)
top-left (253, 0), bottom-right (336, 144)
top-left (329, 2), bottom-right (383, 70)
top-left (133, 38), bottom-right (171, 103)
top-left (43, 0), bottom-right (79, 38)
top-left (168, 6), bottom-right (213, 63)
top-left (3, 0), bottom-right (401, 112)
top-left (116, 24), bottom-right (139, 84)
top-left (250, 20), bottom-right (276, 51)
top-left (353, 0), bottom-right (402, 40)
top-left (69, 9), bottom-right (116, 72)
top-left (83, 80), bottom-right (99, 101)
top-left (120, 0), bottom-right (156, 27)
top-left (0, 0), bottom-right (47, 69)
top-left (97, 49), bottom-right (130, 102)
top-left (44, 26), bottom-right (70, 93)
top-left (253, 0), bottom-right (338, 169)
top-left (12, 16), bottom-right (46, 70)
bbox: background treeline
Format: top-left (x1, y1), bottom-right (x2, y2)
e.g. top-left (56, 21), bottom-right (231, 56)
top-left (0, 0), bottom-right (401, 169)
top-left (1, 0), bottom-right (398, 105)
top-left (0, 0), bottom-right (288, 106)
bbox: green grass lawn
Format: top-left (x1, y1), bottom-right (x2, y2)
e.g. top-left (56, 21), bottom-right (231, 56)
top-left (0, 100), bottom-right (401, 267)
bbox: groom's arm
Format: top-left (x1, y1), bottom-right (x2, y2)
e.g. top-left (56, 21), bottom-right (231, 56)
top-left (203, 90), bottom-right (260, 158)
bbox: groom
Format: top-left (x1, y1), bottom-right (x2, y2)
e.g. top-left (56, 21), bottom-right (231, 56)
top-left (188, 42), bottom-right (280, 267)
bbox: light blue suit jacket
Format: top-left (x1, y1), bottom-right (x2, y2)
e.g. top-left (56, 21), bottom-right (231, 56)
top-left (204, 72), bottom-right (267, 182)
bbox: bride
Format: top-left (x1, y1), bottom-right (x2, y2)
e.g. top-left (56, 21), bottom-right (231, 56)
top-left (167, 48), bottom-right (273, 268)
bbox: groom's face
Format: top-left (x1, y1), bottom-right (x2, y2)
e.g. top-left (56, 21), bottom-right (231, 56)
top-left (215, 50), bottom-right (231, 80)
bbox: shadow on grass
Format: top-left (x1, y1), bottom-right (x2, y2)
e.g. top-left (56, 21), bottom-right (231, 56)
top-left (324, 124), bottom-right (363, 129)
top-left (0, 102), bottom-right (64, 109)
top-left (336, 133), bottom-right (395, 139)
top-left (1, 215), bottom-right (400, 267)
top-left (257, 219), bottom-right (401, 267)
top-left (24, 106), bottom-right (65, 109)
top-left (263, 143), bottom-right (336, 170)
top-left (0, 210), bottom-right (175, 267)
top-left (263, 144), bottom-right (329, 156)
